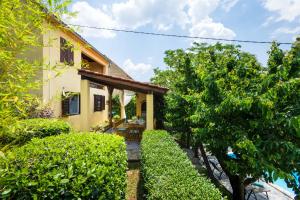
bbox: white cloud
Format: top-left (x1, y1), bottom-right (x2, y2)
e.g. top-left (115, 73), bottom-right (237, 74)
top-left (189, 17), bottom-right (236, 39)
top-left (112, 0), bottom-right (189, 30)
top-left (187, 0), bottom-right (236, 40)
top-left (274, 27), bottom-right (300, 35)
top-left (187, 0), bottom-right (220, 24)
top-left (262, 0), bottom-right (300, 22)
top-left (68, 2), bottom-right (117, 38)
top-left (123, 59), bottom-right (153, 78)
top-left (221, 0), bottom-right (239, 12)
top-left (68, 0), bottom-right (236, 40)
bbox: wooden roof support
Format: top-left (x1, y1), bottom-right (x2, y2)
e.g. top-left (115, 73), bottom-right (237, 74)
top-left (78, 69), bottom-right (168, 95)
top-left (107, 86), bottom-right (114, 127)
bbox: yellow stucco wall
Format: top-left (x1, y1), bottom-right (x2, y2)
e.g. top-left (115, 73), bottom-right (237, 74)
top-left (42, 22), bottom-right (109, 131)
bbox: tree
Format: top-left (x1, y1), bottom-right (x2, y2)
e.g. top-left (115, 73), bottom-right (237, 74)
top-left (152, 42), bottom-right (300, 200)
top-left (0, 0), bottom-right (72, 136)
top-left (125, 96), bottom-right (136, 119)
top-left (112, 95), bottom-right (121, 117)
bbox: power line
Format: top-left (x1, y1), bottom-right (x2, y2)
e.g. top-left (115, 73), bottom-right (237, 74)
top-left (68, 24), bottom-right (293, 45)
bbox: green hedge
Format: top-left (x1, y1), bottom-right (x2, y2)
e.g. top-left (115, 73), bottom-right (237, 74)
top-left (141, 130), bottom-right (223, 200)
top-left (0, 133), bottom-right (127, 199)
top-left (0, 118), bottom-right (71, 149)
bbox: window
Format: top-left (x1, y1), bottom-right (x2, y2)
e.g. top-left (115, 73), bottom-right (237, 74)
top-left (60, 37), bottom-right (74, 66)
top-left (62, 93), bottom-right (80, 116)
top-left (94, 95), bottom-right (105, 112)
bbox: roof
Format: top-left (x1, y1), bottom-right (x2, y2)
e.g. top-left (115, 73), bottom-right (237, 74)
top-left (48, 14), bottom-right (132, 80)
top-left (78, 69), bottom-right (168, 94)
top-left (109, 61), bottom-right (133, 80)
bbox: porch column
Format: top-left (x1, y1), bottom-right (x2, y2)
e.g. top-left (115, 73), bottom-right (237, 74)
top-left (146, 92), bottom-right (154, 130)
top-left (120, 90), bottom-right (126, 119)
top-left (108, 86), bottom-right (114, 127)
top-left (80, 79), bottom-right (90, 131)
top-left (136, 93), bottom-right (142, 117)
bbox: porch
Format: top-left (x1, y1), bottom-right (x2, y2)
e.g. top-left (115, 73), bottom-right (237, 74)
top-left (78, 69), bottom-right (168, 132)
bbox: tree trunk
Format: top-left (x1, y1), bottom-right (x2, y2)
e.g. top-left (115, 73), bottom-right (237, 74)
top-left (228, 175), bottom-right (245, 200)
top-left (217, 158), bottom-right (245, 200)
top-left (198, 143), bottom-right (220, 186)
top-left (194, 145), bottom-right (199, 158)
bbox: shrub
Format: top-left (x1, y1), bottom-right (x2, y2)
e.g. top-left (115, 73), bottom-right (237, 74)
top-left (0, 118), bottom-right (71, 149)
top-left (141, 130), bottom-right (223, 200)
top-left (0, 133), bottom-right (127, 199)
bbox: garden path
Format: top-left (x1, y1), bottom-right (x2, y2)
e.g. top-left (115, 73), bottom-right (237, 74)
top-left (126, 141), bottom-right (140, 161)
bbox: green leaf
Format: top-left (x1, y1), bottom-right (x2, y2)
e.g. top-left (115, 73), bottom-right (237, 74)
top-left (2, 189), bottom-right (11, 195)
top-left (60, 179), bottom-right (69, 184)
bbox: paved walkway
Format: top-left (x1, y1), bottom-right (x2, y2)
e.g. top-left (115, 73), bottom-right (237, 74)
top-left (184, 148), bottom-right (295, 200)
top-left (126, 141), bottom-right (140, 161)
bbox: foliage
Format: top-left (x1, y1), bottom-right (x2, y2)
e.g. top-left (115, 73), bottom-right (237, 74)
top-left (112, 95), bottom-right (121, 117)
top-left (152, 60), bottom-right (196, 147)
top-left (141, 130), bottom-right (223, 200)
top-left (113, 114), bottom-right (121, 122)
top-left (126, 96), bottom-right (136, 119)
top-left (0, 118), bottom-right (71, 150)
top-left (0, 133), bottom-right (127, 199)
top-left (0, 0), bottom-right (72, 140)
top-left (151, 41), bottom-right (300, 198)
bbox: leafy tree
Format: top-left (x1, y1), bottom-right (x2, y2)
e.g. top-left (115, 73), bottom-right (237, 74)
top-left (0, 0), bottom-right (72, 136)
top-left (125, 96), bottom-right (136, 119)
top-left (152, 42), bottom-right (300, 200)
top-left (112, 95), bottom-right (121, 117)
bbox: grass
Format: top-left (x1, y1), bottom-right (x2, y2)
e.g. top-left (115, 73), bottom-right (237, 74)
top-left (126, 162), bottom-right (144, 200)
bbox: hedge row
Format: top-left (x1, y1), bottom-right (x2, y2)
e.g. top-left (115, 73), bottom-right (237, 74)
top-left (0, 118), bottom-right (71, 149)
top-left (0, 133), bottom-right (127, 199)
top-left (141, 130), bottom-right (223, 200)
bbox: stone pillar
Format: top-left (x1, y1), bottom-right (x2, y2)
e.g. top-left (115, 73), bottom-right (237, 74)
top-left (80, 79), bottom-right (90, 131)
top-left (146, 93), bottom-right (154, 130)
top-left (120, 90), bottom-right (126, 119)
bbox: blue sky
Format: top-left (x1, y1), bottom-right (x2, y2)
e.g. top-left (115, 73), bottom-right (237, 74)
top-left (66, 0), bottom-right (300, 82)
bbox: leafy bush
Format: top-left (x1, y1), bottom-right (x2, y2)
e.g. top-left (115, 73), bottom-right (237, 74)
top-left (0, 133), bottom-right (127, 199)
top-left (141, 130), bottom-right (222, 200)
top-left (0, 118), bottom-right (71, 149)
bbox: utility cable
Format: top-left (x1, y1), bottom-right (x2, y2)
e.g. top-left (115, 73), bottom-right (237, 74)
top-left (67, 24), bottom-right (293, 45)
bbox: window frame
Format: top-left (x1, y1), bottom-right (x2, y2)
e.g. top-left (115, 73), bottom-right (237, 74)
top-left (60, 37), bottom-right (74, 66)
top-left (62, 92), bottom-right (80, 116)
top-left (69, 94), bottom-right (80, 115)
top-left (94, 94), bottom-right (105, 112)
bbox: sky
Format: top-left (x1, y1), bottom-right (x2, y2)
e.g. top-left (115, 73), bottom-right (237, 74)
top-left (65, 0), bottom-right (300, 82)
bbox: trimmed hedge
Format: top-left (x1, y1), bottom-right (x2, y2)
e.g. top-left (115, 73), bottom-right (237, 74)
top-left (141, 130), bottom-right (223, 200)
top-left (0, 133), bottom-right (127, 199)
top-left (0, 118), bottom-right (71, 149)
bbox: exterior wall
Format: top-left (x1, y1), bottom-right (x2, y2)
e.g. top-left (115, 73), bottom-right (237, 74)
top-left (22, 33), bottom-right (44, 98)
top-left (42, 22), bottom-right (109, 131)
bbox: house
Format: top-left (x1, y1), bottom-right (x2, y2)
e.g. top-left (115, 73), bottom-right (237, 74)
top-left (32, 15), bottom-right (167, 131)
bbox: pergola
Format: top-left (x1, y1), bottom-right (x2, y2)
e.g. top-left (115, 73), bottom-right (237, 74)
top-left (78, 69), bottom-right (168, 130)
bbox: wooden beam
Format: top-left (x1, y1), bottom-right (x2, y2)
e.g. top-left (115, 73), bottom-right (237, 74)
top-left (107, 86), bottom-right (114, 127)
top-left (78, 69), bottom-right (168, 94)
